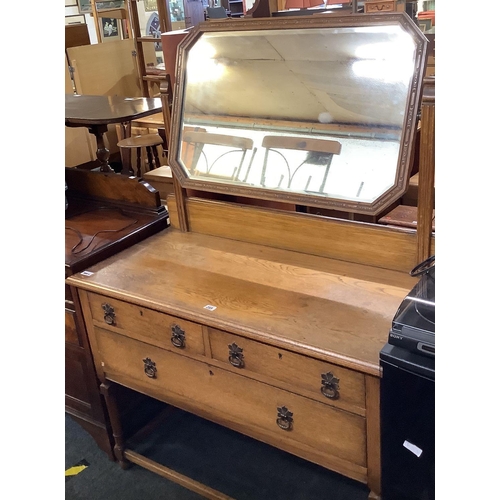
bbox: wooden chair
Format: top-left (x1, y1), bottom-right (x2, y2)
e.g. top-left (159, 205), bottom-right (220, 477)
top-left (117, 133), bottom-right (163, 177)
top-left (260, 135), bottom-right (342, 193)
top-left (181, 130), bottom-right (256, 181)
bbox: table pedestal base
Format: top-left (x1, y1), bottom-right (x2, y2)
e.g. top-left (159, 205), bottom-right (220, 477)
top-left (90, 124), bottom-right (114, 173)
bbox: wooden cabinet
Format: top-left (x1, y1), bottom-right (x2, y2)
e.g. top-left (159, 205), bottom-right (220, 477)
top-left (65, 168), bottom-right (169, 458)
top-left (226, 0), bottom-right (246, 17)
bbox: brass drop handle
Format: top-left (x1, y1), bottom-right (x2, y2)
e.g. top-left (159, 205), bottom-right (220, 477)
top-left (276, 406), bottom-right (293, 431)
top-left (171, 324), bottom-right (186, 349)
top-left (228, 342), bottom-right (245, 368)
top-left (321, 371), bottom-right (340, 400)
top-left (143, 357), bottom-right (157, 379)
top-left (102, 303), bottom-right (116, 325)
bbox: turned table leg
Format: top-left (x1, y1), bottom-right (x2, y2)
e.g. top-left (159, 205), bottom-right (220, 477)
top-left (100, 381), bottom-right (129, 469)
top-left (90, 124), bottom-right (114, 173)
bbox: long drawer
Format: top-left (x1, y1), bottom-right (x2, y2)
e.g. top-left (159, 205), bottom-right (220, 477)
top-left (87, 292), bottom-right (205, 356)
top-left (95, 327), bottom-right (367, 472)
top-left (209, 327), bottom-right (366, 415)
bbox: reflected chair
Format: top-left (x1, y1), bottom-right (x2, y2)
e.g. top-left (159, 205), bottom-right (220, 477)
top-left (117, 133), bottom-right (163, 177)
top-left (206, 6), bottom-right (229, 19)
top-left (260, 135), bottom-right (342, 193)
top-left (181, 130), bottom-right (256, 181)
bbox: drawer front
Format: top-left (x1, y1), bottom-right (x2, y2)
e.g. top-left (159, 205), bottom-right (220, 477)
top-left (65, 283), bottom-right (74, 303)
top-left (65, 308), bottom-right (80, 346)
top-left (87, 292), bottom-right (205, 356)
top-left (96, 328), bottom-right (367, 468)
top-left (365, 1), bottom-right (396, 13)
top-left (209, 328), bottom-right (365, 413)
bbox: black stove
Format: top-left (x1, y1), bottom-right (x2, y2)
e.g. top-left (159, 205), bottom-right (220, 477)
top-left (389, 262), bottom-right (435, 358)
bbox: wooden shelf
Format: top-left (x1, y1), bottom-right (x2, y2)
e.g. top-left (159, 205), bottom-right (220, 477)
top-left (227, 0), bottom-right (245, 16)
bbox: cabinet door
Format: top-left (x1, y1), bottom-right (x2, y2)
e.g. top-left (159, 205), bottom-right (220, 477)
top-left (184, 0), bottom-right (205, 28)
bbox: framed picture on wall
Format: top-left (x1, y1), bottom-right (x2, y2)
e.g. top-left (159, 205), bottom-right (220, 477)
top-left (78, 0), bottom-right (124, 13)
top-left (65, 14), bottom-right (86, 24)
top-left (418, 18), bottom-right (432, 33)
top-left (144, 0), bottom-right (159, 12)
top-left (65, 0), bottom-right (78, 6)
top-left (101, 17), bottom-right (120, 38)
top-left (78, 0), bottom-right (93, 12)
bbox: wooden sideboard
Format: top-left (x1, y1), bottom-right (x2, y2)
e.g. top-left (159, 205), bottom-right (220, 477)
top-left (65, 168), bottom-right (169, 458)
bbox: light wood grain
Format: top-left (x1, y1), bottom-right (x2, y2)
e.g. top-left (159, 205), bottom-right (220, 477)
top-left (417, 76), bottom-right (435, 263)
top-left (67, 38), bottom-right (142, 97)
top-left (185, 197), bottom-right (418, 272)
top-left (96, 328), bottom-right (368, 473)
top-left (66, 229), bottom-right (415, 375)
top-left (87, 292), bottom-right (205, 356)
top-left (365, 375), bottom-right (381, 498)
top-left (65, 58), bottom-right (96, 166)
top-left (209, 327), bottom-right (366, 414)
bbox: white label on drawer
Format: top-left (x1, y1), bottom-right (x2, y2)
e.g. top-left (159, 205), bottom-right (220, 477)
top-left (80, 271), bottom-right (94, 276)
top-left (204, 304), bottom-right (217, 311)
top-left (403, 440), bottom-right (423, 457)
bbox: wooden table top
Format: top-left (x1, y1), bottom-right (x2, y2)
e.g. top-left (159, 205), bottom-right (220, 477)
top-left (65, 94), bottom-right (162, 126)
top-left (66, 229), bottom-right (415, 376)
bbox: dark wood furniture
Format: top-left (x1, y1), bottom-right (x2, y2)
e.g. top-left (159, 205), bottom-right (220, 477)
top-left (65, 167), bottom-right (169, 459)
top-left (364, 0), bottom-right (406, 13)
top-left (65, 94), bottom-right (162, 173)
top-left (65, 23), bottom-right (91, 50)
top-left (67, 14), bottom-right (434, 500)
top-left (117, 133), bottom-right (164, 176)
top-left (378, 205), bottom-right (435, 230)
top-left (143, 166), bottom-right (174, 202)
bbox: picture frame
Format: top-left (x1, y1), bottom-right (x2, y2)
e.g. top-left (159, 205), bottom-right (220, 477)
top-left (101, 17), bottom-right (120, 38)
top-left (78, 0), bottom-right (124, 14)
top-left (144, 0), bottom-right (159, 12)
top-left (418, 18), bottom-right (432, 33)
top-left (65, 14), bottom-right (86, 24)
top-left (65, 0), bottom-right (78, 6)
top-left (78, 0), bottom-right (92, 13)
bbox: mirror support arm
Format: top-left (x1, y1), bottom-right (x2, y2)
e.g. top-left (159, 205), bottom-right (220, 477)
top-left (416, 76), bottom-right (435, 264)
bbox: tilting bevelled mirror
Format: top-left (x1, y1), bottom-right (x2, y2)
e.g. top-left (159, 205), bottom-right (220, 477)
top-left (168, 13), bottom-right (428, 215)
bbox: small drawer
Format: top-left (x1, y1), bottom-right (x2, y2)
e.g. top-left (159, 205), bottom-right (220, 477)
top-left (87, 292), bottom-right (205, 356)
top-left (209, 328), bottom-right (365, 413)
top-left (96, 328), bottom-right (367, 470)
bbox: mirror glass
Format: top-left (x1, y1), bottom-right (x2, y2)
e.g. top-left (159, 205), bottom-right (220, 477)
top-left (171, 18), bottom-right (426, 214)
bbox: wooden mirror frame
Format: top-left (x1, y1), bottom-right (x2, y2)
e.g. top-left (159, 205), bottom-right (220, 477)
top-left (168, 13), bottom-right (428, 216)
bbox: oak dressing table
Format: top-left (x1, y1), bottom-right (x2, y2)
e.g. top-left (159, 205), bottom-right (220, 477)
top-left (67, 13), bottom-right (433, 499)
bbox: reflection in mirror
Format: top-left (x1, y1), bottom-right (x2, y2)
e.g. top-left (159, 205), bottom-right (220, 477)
top-left (172, 18), bottom-right (426, 213)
